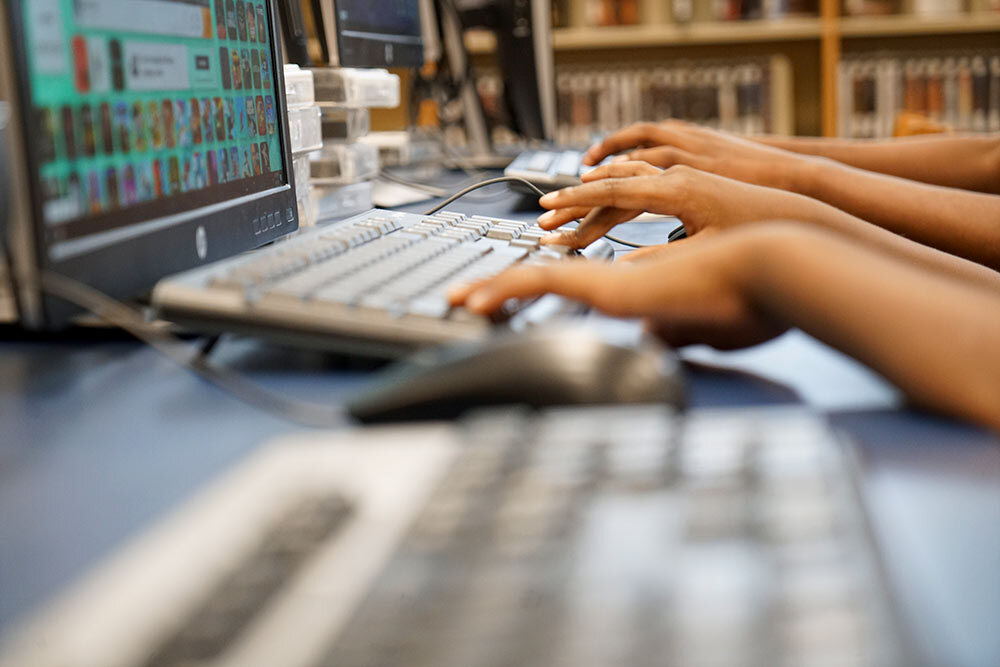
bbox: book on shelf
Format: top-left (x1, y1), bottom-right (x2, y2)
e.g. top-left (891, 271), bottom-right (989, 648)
top-left (838, 51), bottom-right (1000, 138)
top-left (553, 0), bottom-right (818, 27)
top-left (468, 55), bottom-right (793, 148)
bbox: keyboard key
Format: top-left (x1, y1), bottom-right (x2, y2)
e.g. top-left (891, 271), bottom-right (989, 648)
top-left (406, 296), bottom-right (451, 319)
top-left (526, 151), bottom-right (554, 172)
top-left (486, 227), bottom-right (518, 240)
top-left (553, 150), bottom-right (584, 176)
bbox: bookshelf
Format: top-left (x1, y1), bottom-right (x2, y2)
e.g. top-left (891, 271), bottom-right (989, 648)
top-left (466, 3), bottom-right (1000, 137)
top-left (838, 12), bottom-right (1000, 36)
top-left (467, 18), bottom-right (824, 50)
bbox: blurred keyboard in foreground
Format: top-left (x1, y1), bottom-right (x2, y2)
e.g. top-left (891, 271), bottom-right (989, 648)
top-left (0, 407), bottom-right (910, 667)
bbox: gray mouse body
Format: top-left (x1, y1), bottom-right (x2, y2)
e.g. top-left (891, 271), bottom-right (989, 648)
top-left (348, 322), bottom-right (685, 422)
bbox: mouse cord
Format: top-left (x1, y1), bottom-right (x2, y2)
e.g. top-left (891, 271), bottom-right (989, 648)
top-left (427, 176), bottom-right (655, 249)
top-left (377, 169), bottom-right (450, 197)
top-left (26, 270), bottom-right (348, 429)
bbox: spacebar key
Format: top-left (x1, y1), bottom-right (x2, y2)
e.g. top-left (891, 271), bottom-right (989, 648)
top-left (405, 296), bottom-right (451, 319)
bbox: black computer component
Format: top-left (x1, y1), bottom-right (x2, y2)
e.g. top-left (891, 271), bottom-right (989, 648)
top-left (0, 1), bottom-right (298, 328)
top-left (454, 0), bottom-right (556, 142)
top-left (426, 0), bottom-right (555, 164)
top-left (278, 0), bottom-right (313, 65)
top-left (317, 0), bottom-right (425, 68)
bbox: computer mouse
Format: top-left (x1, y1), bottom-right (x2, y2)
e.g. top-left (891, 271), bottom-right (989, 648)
top-left (348, 322), bottom-right (685, 423)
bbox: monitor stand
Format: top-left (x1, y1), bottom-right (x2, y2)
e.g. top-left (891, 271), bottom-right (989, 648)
top-left (435, 0), bottom-right (520, 171)
top-left (0, 102), bottom-right (15, 324)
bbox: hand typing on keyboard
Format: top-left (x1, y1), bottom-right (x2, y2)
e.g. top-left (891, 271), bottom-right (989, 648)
top-left (450, 217), bottom-right (1000, 431)
top-left (580, 120), bottom-right (810, 195)
top-left (156, 209), bottom-right (600, 351)
top-left (533, 161), bottom-right (850, 250)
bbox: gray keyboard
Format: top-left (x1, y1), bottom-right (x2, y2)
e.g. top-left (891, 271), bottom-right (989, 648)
top-left (153, 209), bottom-right (609, 355)
top-left (324, 407), bottom-right (909, 667)
top-left (505, 149), bottom-right (601, 189)
top-left (0, 407), bottom-right (911, 667)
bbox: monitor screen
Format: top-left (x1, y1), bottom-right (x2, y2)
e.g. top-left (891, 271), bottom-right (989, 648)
top-left (19, 0), bottom-right (287, 255)
top-left (323, 0), bottom-right (423, 68)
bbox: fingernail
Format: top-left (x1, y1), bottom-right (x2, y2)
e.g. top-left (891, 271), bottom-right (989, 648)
top-left (467, 291), bottom-right (491, 312)
top-left (537, 210), bottom-right (555, 223)
top-left (538, 192), bottom-right (557, 205)
top-left (446, 285), bottom-right (466, 304)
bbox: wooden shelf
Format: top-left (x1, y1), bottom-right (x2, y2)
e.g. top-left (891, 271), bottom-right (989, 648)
top-left (466, 14), bottom-right (1000, 53)
top-left (839, 12), bottom-right (1000, 37)
top-left (553, 19), bottom-right (824, 48)
top-left (465, 18), bottom-right (823, 53)
top-left (464, 10), bottom-right (1000, 136)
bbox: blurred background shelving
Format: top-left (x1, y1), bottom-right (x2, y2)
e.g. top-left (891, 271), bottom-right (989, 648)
top-left (461, 0), bottom-right (1000, 137)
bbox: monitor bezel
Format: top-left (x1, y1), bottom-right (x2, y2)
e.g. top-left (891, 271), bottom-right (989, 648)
top-left (320, 0), bottom-right (424, 69)
top-left (3, 0), bottom-right (299, 328)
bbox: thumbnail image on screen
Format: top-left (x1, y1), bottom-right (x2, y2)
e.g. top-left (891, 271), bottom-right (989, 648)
top-left (20, 0), bottom-right (285, 245)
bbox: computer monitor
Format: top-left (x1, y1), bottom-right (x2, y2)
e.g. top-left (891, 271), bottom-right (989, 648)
top-left (454, 0), bottom-right (556, 142)
top-left (428, 0), bottom-right (555, 164)
top-left (0, 0), bottom-right (298, 328)
top-left (318, 0), bottom-right (424, 68)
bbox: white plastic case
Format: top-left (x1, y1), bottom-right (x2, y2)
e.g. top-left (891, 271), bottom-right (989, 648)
top-left (283, 64), bottom-right (315, 107)
top-left (308, 68), bottom-right (401, 109)
top-left (310, 142), bottom-right (379, 185)
top-left (288, 105), bottom-right (323, 155)
top-left (360, 131), bottom-right (443, 167)
top-left (319, 107), bottom-right (371, 141)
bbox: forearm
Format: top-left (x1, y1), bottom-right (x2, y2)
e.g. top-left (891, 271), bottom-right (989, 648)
top-left (789, 158), bottom-right (1000, 271)
top-left (738, 226), bottom-right (1000, 429)
top-left (676, 173), bottom-right (1000, 291)
top-left (757, 134), bottom-right (1000, 194)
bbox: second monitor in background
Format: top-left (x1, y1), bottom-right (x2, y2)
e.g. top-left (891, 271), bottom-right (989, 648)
top-left (428, 0), bottom-right (556, 166)
top-left (318, 0), bottom-right (425, 68)
top-left (452, 0), bottom-right (556, 143)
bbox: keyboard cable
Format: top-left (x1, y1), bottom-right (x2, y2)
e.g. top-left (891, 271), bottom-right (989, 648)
top-left (425, 176), bottom-right (656, 249)
top-left (4, 251), bottom-right (350, 429)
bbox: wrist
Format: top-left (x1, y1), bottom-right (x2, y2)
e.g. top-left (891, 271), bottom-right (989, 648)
top-left (717, 224), bottom-right (792, 296)
top-left (723, 223), bottom-right (822, 312)
top-left (784, 155), bottom-right (829, 198)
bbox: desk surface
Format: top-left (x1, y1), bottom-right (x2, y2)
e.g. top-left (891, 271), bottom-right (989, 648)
top-left (1, 193), bottom-right (998, 667)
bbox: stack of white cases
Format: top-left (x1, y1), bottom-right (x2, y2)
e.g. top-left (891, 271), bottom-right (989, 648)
top-left (307, 68), bottom-right (400, 224)
top-left (284, 65), bottom-right (323, 227)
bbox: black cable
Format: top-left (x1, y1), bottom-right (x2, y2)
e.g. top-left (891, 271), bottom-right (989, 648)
top-left (428, 176), bottom-right (658, 249)
top-left (424, 176), bottom-right (546, 215)
top-left (33, 271), bottom-right (348, 429)
top-left (199, 334), bottom-right (223, 358)
top-left (603, 234), bottom-right (652, 249)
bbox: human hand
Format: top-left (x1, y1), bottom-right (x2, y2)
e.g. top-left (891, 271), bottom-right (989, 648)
top-left (536, 163), bottom-right (828, 249)
top-left (536, 161), bottom-right (660, 249)
top-left (581, 120), bottom-right (814, 192)
top-left (449, 228), bottom-right (787, 350)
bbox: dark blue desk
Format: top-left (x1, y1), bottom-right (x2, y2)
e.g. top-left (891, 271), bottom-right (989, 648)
top-left (1, 196), bottom-right (998, 667)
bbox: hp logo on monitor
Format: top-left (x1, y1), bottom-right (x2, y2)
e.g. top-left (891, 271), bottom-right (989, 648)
top-left (195, 226), bottom-right (208, 260)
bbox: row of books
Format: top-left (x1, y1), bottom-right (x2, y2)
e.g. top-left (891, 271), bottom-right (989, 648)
top-left (551, 0), bottom-right (820, 27)
top-left (842, 0), bottom-right (1000, 16)
top-left (838, 52), bottom-right (1000, 138)
top-left (551, 0), bottom-right (999, 27)
top-left (474, 58), bottom-right (791, 147)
